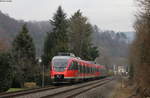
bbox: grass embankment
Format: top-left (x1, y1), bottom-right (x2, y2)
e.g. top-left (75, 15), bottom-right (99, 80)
top-left (7, 82), bottom-right (38, 92)
top-left (7, 88), bottom-right (26, 92)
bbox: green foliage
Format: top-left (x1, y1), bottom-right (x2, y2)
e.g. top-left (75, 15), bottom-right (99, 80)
top-left (50, 6), bottom-right (69, 52)
top-left (42, 32), bottom-right (55, 67)
top-left (0, 52), bottom-right (12, 92)
top-left (7, 88), bottom-right (26, 92)
top-left (43, 7), bottom-right (99, 67)
top-left (88, 46), bottom-right (99, 61)
top-left (43, 6), bottom-right (69, 67)
top-left (68, 10), bottom-right (99, 60)
top-left (11, 24), bottom-right (38, 87)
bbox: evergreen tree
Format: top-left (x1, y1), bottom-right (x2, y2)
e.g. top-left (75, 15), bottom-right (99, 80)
top-left (68, 10), bottom-right (99, 60)
top-left (43, 6), bottom-right (69, 67)
top-left (42, 32), bottom-right (55, 67)
top-left (12, 24), bottom-right (37, 87)
top-left (50, 6), bottom-right (69, 52)
top-left (88, 46), bottom-right (99, 61)
top-left (0, 52), bottom-right (12, 92)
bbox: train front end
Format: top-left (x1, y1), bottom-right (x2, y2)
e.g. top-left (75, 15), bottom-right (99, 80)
top-left (50, 56), bottom-right (76, 83)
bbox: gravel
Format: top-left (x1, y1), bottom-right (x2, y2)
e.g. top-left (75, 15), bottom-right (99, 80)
top-left (75, 80), bottom-right (118, 98)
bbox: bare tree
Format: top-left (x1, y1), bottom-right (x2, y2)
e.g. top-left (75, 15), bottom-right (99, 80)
top-left (129, 0), bottom-right (150, 97)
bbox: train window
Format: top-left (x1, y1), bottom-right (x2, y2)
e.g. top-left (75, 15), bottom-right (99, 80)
top-left (85, 65), bottom-right (88, 73)
top-left (87, 66), bottom-right (89, 73)
top-left (83, 65), bottom-right (86, 73)
top-left (52, 59), bottom-right (68, 68)
top-left (68, 61), bottom-right (78, 70)
top-left (85, 66), bottom-right (87, 73)
top-left (74, 61), bottom-right (78, 70)
top-left (93, 67), bottom-right (94, 72)
top-left (96, 68), bottom-right (98, 72)
top-left (89, 66), bottom-right (90, 73)
top-left (52, 58), bottom-right (68, 72)
top-left (94, 67), bottom-right (96, 72)
top-left (92, 67), bottom-right (93, 73)
top-left (90, 67), bottom-right (92, 73)
top-left (68, 62), bottom-right (73, 70)
top-left (83, 65), bottom-right (85, 73)
top-left (78, 63), bottom-right (81, 72)
top-left (79, 64), bottom-right (82, 73)
top-left (98, 68), bottom-right (99, 72)
top-left (85, 66), bottom-right (88, 73)
top-left (79, 64), bottom-right (83, 73)
top-left (89, 67), bottom-right (91, 73)
top-left (87, 66), bottom-right (90, 74)
top-left (83, 64), bottom-right (85, 73)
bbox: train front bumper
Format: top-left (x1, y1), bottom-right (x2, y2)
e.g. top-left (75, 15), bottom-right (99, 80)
top-left (51, 75), bottom-right (78, 83)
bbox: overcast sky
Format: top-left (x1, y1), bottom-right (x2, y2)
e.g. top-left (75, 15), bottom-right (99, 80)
top-left (0, 0), bottom-right (136, 32)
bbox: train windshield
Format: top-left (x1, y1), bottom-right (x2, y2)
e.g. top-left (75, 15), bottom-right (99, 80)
top-left (52, 58), bottom-right (69, 72)
top-left (53, 59), bottom-right (68, 67)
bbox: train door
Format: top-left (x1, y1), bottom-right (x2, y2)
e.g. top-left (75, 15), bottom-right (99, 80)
top-left (81, 63), bottom-right (84, 81)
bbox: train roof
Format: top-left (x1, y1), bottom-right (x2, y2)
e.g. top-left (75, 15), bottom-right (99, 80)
top-left (52, 56), bottom-right (74, 60)
top-left (52, 56), bottom-right (86, 62)
top-left (52, 56), bottom-right (105, 67)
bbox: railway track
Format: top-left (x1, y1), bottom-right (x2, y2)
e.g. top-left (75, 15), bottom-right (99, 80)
top-left (0, 77), bottom-right (113, 98)
top-left (0, 86), bottom-right (61, 98)
top-left (42, 78), bottom-right (112, 98)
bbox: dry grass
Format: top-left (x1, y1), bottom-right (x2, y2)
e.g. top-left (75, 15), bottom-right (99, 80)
top-left (24, 82), bottom-right (37, 88)
top-left (111, 82), bottom-right (133, 98)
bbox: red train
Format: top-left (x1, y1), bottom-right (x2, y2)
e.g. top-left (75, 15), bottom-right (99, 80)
top-left (50, 53), bottom-right (107, 83)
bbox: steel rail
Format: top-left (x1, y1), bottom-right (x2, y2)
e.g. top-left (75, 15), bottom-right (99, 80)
top-left (42, 78), bottom-right (112, 98)
top-left (0, 86), bottom-right (60, 98)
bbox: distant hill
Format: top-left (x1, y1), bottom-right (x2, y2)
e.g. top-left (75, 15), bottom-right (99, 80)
top-left (122, 31), bottom-right (135, 42)
top-left (92, 26), bottom-right (131, 67)
top-left (0, 11), bottom-right (52, 56)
